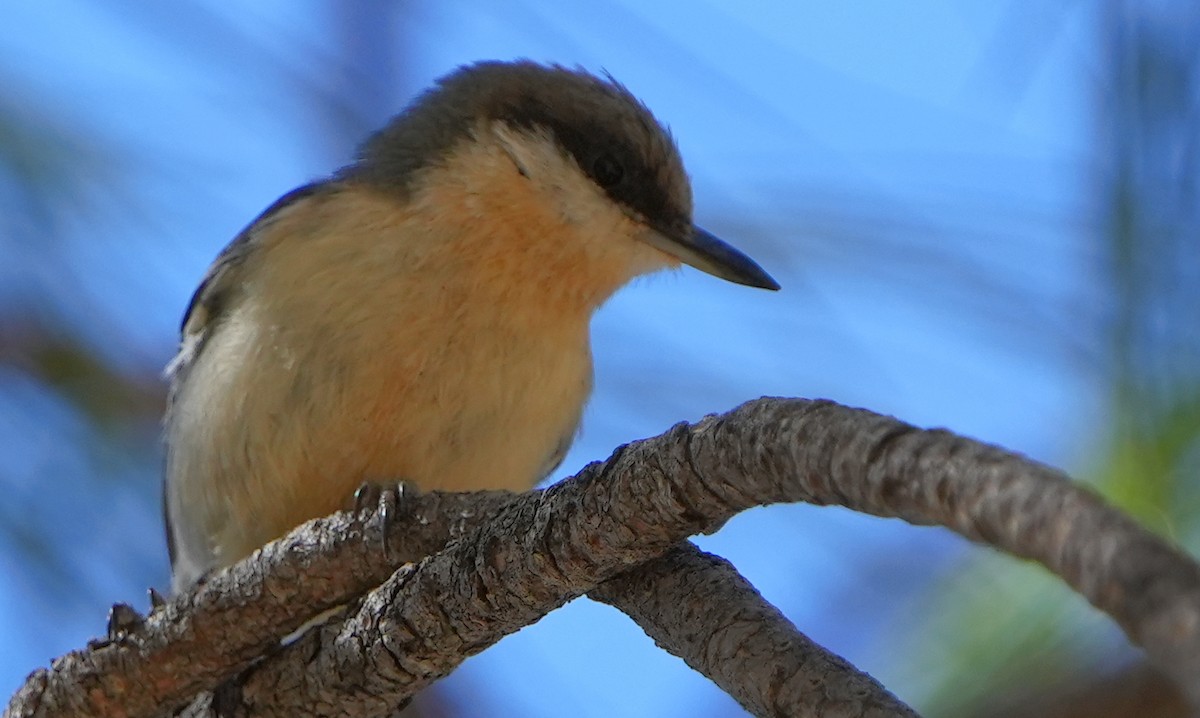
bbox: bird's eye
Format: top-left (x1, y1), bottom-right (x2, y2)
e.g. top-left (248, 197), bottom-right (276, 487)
top-left (591, 153), bottom-right (624, 188)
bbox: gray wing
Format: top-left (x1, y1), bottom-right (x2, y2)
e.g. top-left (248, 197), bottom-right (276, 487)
top-left (166, 183), bottom-right (326, 386)
top-left (162, 181), bottom-right (329, 573)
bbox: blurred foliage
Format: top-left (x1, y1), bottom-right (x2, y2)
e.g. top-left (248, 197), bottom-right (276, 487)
top-left (906, 3), bottom-right (1200, 716)
top-left (0, 69), bottom-right (153, 604)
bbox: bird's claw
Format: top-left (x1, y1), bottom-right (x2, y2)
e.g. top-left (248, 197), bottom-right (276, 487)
top-left (105, 602), bottom-right (144, 644)
top-left (349, 480), bottom-right (418, 564)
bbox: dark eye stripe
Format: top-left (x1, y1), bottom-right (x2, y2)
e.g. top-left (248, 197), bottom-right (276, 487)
top-left (503, 99), bottom-right (677, 225)
top-left (591, 153), bottom-right (624, 188)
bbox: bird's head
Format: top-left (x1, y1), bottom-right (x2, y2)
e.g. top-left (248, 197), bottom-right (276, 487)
top-left (340, 60), bottom-right (779, 300)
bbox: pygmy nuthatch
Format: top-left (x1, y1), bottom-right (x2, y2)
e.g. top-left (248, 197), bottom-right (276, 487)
top-left (164, 60), bottom-right (778, 592)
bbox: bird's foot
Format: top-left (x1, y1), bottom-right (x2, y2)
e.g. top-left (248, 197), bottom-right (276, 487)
top-left (87, 602), bottom-right (144, 649)
top-left (348, 480), bottom-right (419, 563)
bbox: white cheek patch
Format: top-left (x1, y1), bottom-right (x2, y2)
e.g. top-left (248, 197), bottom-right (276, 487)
top-left (486, 120), bottom-right (675, 281)
top-left (491, 122), bottom-right (545, 180)
top-left (490, 122), bottom-right (623, 227)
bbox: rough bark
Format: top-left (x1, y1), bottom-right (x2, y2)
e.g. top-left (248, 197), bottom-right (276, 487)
top-left (6, 398), bottom-right (1199, 718)
top-left (590, 545), bottom-right (918, 717)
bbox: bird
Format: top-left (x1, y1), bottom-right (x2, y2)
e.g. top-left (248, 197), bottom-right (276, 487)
top-left (163, 60), bottom-right (778, 594)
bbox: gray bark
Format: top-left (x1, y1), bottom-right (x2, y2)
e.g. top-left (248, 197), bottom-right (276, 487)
top-left (6, 398), bottom-right (1198, 718)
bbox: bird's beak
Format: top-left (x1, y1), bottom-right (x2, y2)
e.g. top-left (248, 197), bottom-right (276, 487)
top-left (643, 224), bottom-right (780, 290)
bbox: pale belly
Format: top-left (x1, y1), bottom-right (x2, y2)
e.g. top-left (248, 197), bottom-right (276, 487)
top-left (165, 305), bottom-right (592, 589)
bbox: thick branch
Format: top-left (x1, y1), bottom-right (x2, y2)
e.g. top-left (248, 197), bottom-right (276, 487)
top-left (4, 491), bottom-right (521, 718)
top-left (208, 399), bottom-right (1200, 715)
top-left (8, 398), bottom-right (1200, 717)
top-left (590, 543), bottom-right (919, 718)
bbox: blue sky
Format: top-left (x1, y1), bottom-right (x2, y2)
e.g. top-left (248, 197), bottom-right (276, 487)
top-left (0, 2), bottom-right (1128, 715)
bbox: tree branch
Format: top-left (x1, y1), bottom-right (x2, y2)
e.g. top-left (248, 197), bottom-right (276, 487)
top-left (7, 398), bottom-right (1199, 718)
top-left (4, 491), bottom-right (521, 718)
top-left (590, 543), bottom-right (919, 717)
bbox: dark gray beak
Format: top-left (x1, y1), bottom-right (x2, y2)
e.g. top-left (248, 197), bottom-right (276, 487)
top-left (643, 224), bottom-right (780, 290)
